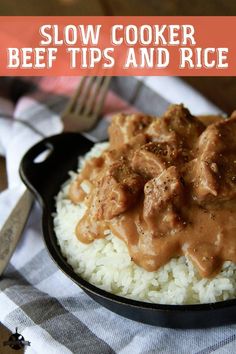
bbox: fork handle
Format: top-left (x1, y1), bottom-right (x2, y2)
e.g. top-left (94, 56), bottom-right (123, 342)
top-left (0, 188), bottom-right (33, 276)
top-left (63, 114), bottom-right (98, 132)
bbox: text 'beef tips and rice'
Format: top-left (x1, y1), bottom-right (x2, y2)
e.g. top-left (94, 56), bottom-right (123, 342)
top-left (69, 104), bottom-right (236, 278)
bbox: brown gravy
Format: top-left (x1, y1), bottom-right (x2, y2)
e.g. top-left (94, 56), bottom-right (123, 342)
top-left (69, 105), bottom-right (236, 278)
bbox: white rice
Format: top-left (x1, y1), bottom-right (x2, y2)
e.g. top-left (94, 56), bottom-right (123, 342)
top-left (53, 143), bottom-right (236, 305)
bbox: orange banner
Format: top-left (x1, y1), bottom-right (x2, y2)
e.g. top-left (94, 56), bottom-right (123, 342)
top-left (0, 16), bottom-right (234, 76)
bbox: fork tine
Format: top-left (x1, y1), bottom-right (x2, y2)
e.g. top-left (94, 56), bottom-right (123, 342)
top-left (62, 76), bottom-right (111, 133)
top-left (83, 76), bottom-right (104, 117)
top-left (74, 76), bottom-right (96, 115)
top-left (62, 77), bottom-right (86, 118)
top-left (91, 76), bottom-right (111, 118)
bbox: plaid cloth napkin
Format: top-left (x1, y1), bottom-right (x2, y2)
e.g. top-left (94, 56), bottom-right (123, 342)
top-left (1, 76), bottom-right (235, 354)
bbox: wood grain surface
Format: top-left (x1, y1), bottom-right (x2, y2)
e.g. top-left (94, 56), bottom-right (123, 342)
top-left (0, 0), bottom-right (236, 16)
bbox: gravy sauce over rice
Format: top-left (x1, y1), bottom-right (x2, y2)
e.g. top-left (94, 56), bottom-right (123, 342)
top-left (69, 104), bottom-right (236, 278)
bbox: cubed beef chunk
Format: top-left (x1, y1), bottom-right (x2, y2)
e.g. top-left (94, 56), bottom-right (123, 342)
top-left (108, 113), bottom-right (153, 148)
top-left (132, 141), bottom-right (179, 178)
top-left (146, 104), bottom-right (205, 150)
top-left (104, 133), bottom-right (149, 166)
top-left (96, 161), bottom-right (145, 220)
top-left (198, 116), bottom-right (236, 155)
top-left (230, 110), bottom-right (236, 118)
top-left (197, 115), bottom-right (223, 127)
top-left (183, 158), bottom-right (219, 203)
top-left (189, 117), bottom-right (236, 203)
top-left (143, 166), bottom-right (185, 235)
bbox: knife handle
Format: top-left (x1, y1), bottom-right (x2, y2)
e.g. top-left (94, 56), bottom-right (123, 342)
top-left (0, 188), bottom-right (33, 276)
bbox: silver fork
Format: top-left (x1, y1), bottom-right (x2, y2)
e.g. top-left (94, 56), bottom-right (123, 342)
top-left (62, 76), bottom-right (111, 132)
top-left (0, 76), bottom-right (111, 276)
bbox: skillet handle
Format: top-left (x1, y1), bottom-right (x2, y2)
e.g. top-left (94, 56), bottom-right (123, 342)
top-left (19, 133), bottom-right (93, 206)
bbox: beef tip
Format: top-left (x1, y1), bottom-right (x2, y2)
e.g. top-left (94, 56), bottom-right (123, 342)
top-left (163, 104), bottom-right (204, 141)
top-left (128, 133), bottom-right (150, 151)
top-left (198, 116), bottom-right (236, 155)
top-left (189, 116), bottom-right (236, 203)
top-left (183, 158), bottom-right (219, 203)
top-left (131, 141), bottom-right (179, 178)
top-left (104, 133), bottom-right (149, 166)
top-left (197, 115), bottom-right (224, 127)
top-left (143, 166), bottom-right (185, 235)
top-left (103, 147), bottom-right (126, 166)
top-left (96, 161), bottom-right (145, 220)
top-left (146, 104), bottom-right (205, 150)
top-left (231, 110), bottom-right (236, 118)
top-left (108, 113), bottom-right (153, 148)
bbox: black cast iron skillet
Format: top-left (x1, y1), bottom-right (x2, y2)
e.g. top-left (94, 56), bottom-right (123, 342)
top-left (20, 132), bottom-right (236, 329)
